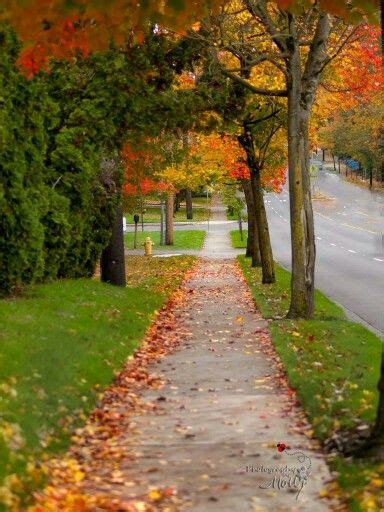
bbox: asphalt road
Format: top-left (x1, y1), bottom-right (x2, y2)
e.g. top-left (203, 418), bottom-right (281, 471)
top-left (266, 162), bottom-right (384, 338)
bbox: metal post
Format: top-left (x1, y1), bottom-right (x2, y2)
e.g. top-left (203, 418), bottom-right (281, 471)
top-left (133, 214), bottom-right (139, 249)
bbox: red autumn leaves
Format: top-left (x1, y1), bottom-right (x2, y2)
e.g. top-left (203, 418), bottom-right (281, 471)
top-left (18, 16), bottom-right (90, 78)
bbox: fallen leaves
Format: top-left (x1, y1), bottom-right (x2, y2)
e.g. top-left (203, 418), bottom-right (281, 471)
top-left (320, 467), bottom-right (384, 512)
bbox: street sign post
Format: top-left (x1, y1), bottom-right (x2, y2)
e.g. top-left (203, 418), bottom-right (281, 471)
top-left (133, 214), bottom-right (140, 249)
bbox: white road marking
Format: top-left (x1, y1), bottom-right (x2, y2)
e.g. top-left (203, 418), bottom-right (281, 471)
top-left (341, 223), bottom-right (378, 235)
top-left (267, 197), bottom-right (374, 259)
top-left (314, 211), bottom-right (333, 221)
top-left (374, 258), bottom-right (384, 262)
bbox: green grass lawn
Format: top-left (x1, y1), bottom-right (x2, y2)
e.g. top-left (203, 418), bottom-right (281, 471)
top-left (238, 256), bottom-right (383, 510)
top-left (124, 229), bottom-right (206, 250)
top-left (0, 255), bottom-right (195, 510)
top-left (127, 204), bottom-right (210, 224)
top-left (188, 196), bottom-right (210, 206)
top-left (230, 229), bottom-right (248, 248)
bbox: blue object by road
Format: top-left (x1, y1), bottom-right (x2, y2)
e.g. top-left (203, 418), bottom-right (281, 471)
top-left (345, 159), bottom-right (360, 171)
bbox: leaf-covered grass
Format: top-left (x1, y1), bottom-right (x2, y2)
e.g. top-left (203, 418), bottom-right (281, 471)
top-left (230, 229), bottom-right (248, 248)
top-left (238, 255), bottom-right (383, 510)
top-left (0, 255), bottom-right (195, 510)
top-left (127, 204), bottom-right (210, 224)
top-left (124, 229), bottom-right (206, 250)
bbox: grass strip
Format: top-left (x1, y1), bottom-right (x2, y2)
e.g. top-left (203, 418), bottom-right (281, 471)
top-left (124, 230), bottom-right (206, 250)
top-left (238, 255), bottom-right (383, 511)
top-left (126, 204), bottom-right (209, 224)
top-left (0, 255), bottom-right (195, 510)
top-left (230, 229), bottom-right (248, 248)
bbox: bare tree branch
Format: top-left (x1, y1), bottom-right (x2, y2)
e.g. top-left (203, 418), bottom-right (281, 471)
top-left (244, 0), bottom-right (288, 56)
top-left (259, 122), bottom-right (282, 162)
top-left (320, 25), bottom-right (361, 72)
top-left (244, 108), bottom-right (282, 125)
top-left (220, 67), bottom-right (287, 96)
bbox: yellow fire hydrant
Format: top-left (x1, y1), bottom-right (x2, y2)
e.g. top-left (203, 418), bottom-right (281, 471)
top-left (143, 236), bottom-right (154, 256)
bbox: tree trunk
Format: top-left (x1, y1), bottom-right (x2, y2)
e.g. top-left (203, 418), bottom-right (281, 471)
top-left (250, 170), bottom-right (275, 283)
top-left (185, 188), bottom-right (193, 220)
top-left (286, 116), bottom-right (316, 318)
top-left (174, 191), bottom-right (181, 212)
top-left (160, 199), bottom-right (165, 246)
top-left (286, 37), bottom-right (316, 319)
top-left (239, 133), bottom-right (274, 283)
top-left (332, 152), bottom-right (336, 172)
top-left (100, 205), bottom-right (126, 286)
top-left (141, 200), bottom-right (145, 232)
top-left (166, 191), bottom-right (174, 245)
top-left (356, 350), bottom-right (384, 458)
top-left (373, 351), bottom-right (384, 442)
top-left (242, 179), bottom-right (261, 265)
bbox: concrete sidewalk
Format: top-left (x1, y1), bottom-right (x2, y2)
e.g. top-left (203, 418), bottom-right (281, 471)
top-left (70, 258), bottom-right (336, 511)
top-left (75, 199), bottom-right (336, 511)
top-left (199, 197), bottom-right (243, 259)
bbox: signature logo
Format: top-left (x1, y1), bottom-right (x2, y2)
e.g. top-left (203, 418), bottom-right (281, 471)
top-left (246, 442), bottom-right (312, 500)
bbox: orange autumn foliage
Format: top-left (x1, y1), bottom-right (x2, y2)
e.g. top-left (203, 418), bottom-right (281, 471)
top-left (122, 143), bottom-right (168, 197)
top-left (3, 0), bottom-right (379, 77)
top-left (223, 138), bottom-right (286, 193)
top-left (320, 24), bottom-right (383, 113)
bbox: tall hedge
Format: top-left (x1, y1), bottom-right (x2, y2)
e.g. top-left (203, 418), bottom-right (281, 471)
top-left (0, 27), bottom-right (123, 294)
top-left (0, 28), bottom-right (50, 293)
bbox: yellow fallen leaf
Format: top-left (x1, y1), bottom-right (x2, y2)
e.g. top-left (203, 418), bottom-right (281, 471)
top-left (73, 471), bottom-right (85, 482)
top-left (148, 489), bottom-right (162, 501)
top-left (360, 496), bottom-right (377, 510)
top-left (319, 488), bottom-right (328, 498)
top-left (371, 478), bottom-right (383, 488)
top-left (134, 502), bottom-right (147, 512)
